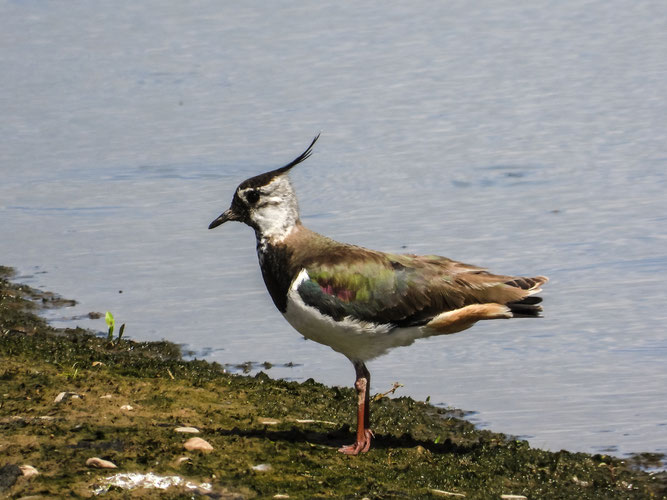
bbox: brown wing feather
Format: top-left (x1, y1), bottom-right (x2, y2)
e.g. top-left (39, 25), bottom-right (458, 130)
top-left (286, 226), bottom-right (548, 326)
top-left (393, 254), bottom-right (547, 317)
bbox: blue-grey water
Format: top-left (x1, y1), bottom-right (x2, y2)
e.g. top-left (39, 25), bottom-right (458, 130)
top-left (2, 1), bottom-right (666, 459)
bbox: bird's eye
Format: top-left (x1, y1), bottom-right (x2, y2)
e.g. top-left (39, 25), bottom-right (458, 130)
top-left (246, 190), bottom-right (260, 204)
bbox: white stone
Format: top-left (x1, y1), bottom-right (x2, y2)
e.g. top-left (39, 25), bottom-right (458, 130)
top-left (183, 437), bottom-right (213, 451)
top-left (86, 457), bottom-right (117, 469)
top-left (19, 465), bottom-right (39, 478)
top-left (174, 426), bottom-right (200, 433)
top-left (295, 419), bottom-right (336, 425)
top-left (259, 418), bottom-right (280, 425)
top-left (252, 463), bottom-right (272, 472)
top-left (430, 489), bottom-right (466, 497)
top-left (54, 391), bottom-right (81, 403)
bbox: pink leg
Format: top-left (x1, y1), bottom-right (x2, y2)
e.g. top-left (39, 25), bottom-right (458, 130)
top-left (339, 362), bottom-right (373, 455)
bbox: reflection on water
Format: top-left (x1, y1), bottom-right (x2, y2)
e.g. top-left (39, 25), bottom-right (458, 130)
top-left (1, 1), bottom-right (666, 459)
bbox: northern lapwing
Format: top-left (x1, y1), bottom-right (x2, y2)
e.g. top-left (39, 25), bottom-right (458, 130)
top-left (208, 135), bottom-right (547, 455)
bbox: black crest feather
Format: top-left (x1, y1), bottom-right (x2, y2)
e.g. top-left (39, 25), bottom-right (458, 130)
top-left (275, 133), bottom-right (321, 174)
top-left (239, 133), bottom-right (321, 190)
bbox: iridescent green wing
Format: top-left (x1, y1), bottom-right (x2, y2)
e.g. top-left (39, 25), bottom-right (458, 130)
top-left (296, 253), bottom-right (458, 326)
top-left (296, 251), bottom-right (535, 326)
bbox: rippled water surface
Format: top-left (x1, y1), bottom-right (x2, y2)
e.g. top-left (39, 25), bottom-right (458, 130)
top-left (2, 1), bottom-right (666, 458)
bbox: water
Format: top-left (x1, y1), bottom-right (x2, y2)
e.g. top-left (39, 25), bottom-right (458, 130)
top-left (2, 1), bottom-right (666, 459)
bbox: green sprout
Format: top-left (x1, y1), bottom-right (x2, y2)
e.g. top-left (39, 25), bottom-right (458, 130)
top-left (105, 311), bottom-right (126, 344)
top-left (59, 362), bottom-right (79, 380)
top-left (105, 311), bottom-right (114, 340)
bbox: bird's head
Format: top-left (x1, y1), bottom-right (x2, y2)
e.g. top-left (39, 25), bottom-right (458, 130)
top-left (208, 134), bottom-right (320, 242)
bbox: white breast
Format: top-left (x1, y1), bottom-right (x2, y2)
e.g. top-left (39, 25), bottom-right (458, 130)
top-left (283, 269), bottom-right (428, 362)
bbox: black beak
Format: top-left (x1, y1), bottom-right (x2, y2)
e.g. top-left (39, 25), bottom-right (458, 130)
top-left (208, 208), bottom-right (239, 229)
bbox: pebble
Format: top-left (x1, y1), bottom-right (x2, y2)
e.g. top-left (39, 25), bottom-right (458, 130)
top-left (259, 418), bottom-right (280, 425)
top-left (251, 463), bottom-right (272, 472)
top-left (500, 495), bottom-right (527, 500)
top-left (54, 392), bottom-right (81, 403)
top-left (183, 437), bottom-right (213, 451)
top-left (99, 394), bottom-right (112, 399)
top-left (120, 404), bottom-right (133, 411)
top-left (174, 426), bottom-right (200, 434)
top-left (430, 489), bottom-right (465, 497)
top-left (86, 457), bottom-right (117, 469)
top-left (273, 495), bottom-right (290, 499)
top-left (19, 465), bottom-right (39, 478)
top-left (295, 419), bottom-right (336, 425)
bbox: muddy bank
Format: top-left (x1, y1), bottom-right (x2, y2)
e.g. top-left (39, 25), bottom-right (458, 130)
top-left (1, 266), bottom-right (665, 498)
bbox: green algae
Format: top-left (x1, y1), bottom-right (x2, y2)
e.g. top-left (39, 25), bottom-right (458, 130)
top-left (1, 267), bottom-right (665, 499)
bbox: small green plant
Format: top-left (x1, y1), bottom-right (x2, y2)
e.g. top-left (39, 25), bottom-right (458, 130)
top-left (105, 311), bottom-right (126, 344)
top-left (57, 362), bottom-right (79, 380)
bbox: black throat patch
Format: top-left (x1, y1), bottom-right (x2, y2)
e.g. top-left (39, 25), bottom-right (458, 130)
top-left (256, 239), bottom-right (297, 313)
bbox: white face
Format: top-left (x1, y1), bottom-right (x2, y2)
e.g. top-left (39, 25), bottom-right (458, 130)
top-left (238, 175), bottom-right (300, 242)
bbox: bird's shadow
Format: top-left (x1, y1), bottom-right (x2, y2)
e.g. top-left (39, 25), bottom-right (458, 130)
top-left (212, 424), bottom-right (478, 455)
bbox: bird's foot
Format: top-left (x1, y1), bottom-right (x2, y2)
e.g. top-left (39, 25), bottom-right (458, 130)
top-left (338, 429), bottom-right (374, 455)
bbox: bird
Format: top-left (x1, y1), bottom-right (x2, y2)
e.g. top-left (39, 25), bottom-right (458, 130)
top-left (208, 134), bottom-right (547, 455)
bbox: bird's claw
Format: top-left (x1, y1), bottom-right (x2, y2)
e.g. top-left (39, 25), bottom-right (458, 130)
top-left (338, 429), bottom-right (373, 455)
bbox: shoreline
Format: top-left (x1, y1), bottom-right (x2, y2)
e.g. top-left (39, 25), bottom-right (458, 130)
top-left (1, 265), bottom-right (665, 498)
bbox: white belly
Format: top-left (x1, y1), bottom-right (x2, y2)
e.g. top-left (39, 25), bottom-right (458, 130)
top-left (283, 269), bottom-right (428, 362)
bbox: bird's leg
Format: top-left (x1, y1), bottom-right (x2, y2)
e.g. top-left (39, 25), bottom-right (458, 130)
top-left (339, 361), bottom-right (373, 455)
